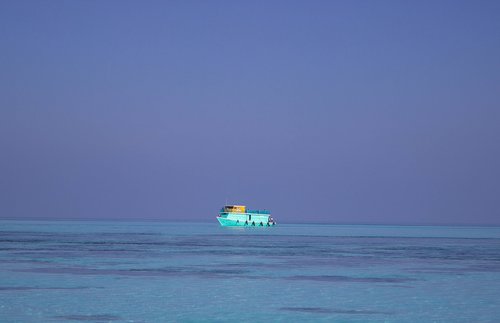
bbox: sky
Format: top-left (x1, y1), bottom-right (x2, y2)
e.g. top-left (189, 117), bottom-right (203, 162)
top-left (1, 0), bottom-right (499, 225)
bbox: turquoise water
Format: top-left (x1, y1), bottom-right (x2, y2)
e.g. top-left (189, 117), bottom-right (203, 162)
top-left (1, 221), bottom-right (500, 322)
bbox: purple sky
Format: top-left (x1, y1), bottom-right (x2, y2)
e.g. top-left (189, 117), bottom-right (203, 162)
top-left (1, 1), bottom-right (499, 225)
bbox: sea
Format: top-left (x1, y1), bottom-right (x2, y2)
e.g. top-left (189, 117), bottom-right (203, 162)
top-left (1, 220), bottom-right (500, 322)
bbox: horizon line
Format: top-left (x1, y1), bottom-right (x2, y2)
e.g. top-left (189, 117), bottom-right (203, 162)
top-left (1, 217), bottom-right (499, 227)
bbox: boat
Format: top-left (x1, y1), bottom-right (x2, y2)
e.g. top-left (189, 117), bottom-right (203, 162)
top-left (216, 205), bottom-right (276, 227)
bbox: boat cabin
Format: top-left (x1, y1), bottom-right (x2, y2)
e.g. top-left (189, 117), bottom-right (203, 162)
top-left (223, 205), bottom-right (246, 213)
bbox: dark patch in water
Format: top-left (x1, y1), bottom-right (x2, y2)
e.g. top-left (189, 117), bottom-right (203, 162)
top-left (16, 266), bottom-right (250, 277)
top-left (279, 307), bottom-right (394, 315)
top-left (286, 275), bottom-right (417, 283)
top-left (0, 286), bottom-right (101, 291)
top-left (386, 284), bottom-right (414, 288)
top-left (52, 314), bottom-right (121, 321)
top-left (406, 263), bottom-right (500, 275)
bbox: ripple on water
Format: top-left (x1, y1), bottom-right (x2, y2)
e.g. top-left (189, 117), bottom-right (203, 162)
top-left (51, 314), bottom-right (121, 321)
top-left (279, 307), bottom-right (395, 315)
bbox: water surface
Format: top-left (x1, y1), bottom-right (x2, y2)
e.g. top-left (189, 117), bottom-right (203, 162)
top-left (1, 221), bottom-right (499, 322)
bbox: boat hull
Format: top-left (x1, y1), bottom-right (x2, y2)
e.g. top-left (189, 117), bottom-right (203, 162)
top-left (217, 212), bottom-right (275, 227)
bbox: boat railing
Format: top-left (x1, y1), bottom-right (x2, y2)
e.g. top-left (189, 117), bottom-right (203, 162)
top-left (220, 208), bottom-right (270, 214)
top-left (246, 209), bottom-right (271, 214)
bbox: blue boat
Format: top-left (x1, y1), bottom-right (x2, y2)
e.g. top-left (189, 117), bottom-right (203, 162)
top-left (216, 205), bottom-right (276, 227)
